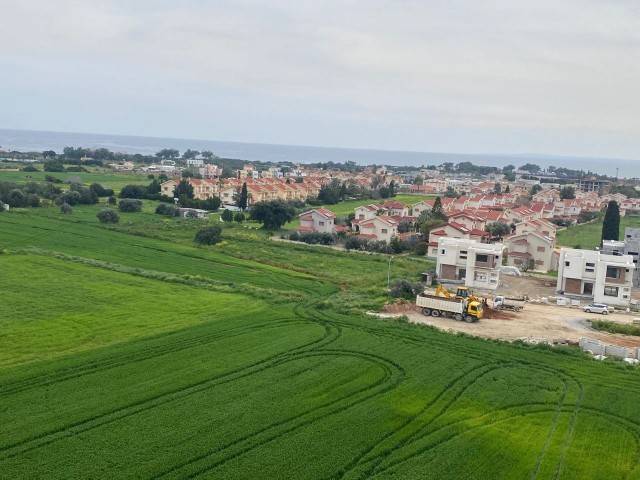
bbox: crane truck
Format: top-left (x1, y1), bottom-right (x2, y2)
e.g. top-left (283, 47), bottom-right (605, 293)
top-left (492, 295), bottom-right (526, 311)
top-left (416, 292), bottom-right (483, 323)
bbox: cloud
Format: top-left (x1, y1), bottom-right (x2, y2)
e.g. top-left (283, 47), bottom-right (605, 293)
top-left (1, 0), bottom-right (640, 157)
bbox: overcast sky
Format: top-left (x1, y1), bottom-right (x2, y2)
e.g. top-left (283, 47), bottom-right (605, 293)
top-left (2, 0), bottom-right (640, 158)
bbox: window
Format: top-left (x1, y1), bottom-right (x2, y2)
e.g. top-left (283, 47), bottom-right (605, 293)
top-left (606, 267), bottom-right (621, 279)
top-left (586, 262), bottom-right (595, 267)
top-left (535, 260), bottom-right (544, 265)
top-left (583, 282), bottom-right (593, 295)
top-left (476, 254), bottom-right (488, 263)
top-left (537, 246), bottom-right (545, 252)
top-left (604, 286), bottom-right (619, 297)
top-left (381, 228), bottom-right (388, 234)
top-left (441, 249), bottom-right (445, 255)
top-left (319, 221), bottom-right (325, 226)
top-left (565, 261), bottom-right (570, 267)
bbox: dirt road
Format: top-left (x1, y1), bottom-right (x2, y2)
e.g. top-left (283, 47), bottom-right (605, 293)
top-left (379, 302), bottom-right (640, 348)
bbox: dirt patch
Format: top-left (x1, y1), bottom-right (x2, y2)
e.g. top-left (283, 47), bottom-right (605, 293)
top-left (482, 307), bottom-right (516, 321)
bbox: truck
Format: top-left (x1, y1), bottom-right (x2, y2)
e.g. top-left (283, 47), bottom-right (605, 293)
top-left (492, 295), bottom-right (526, 311)
top-left (416, 293), bottom-right (483, 323)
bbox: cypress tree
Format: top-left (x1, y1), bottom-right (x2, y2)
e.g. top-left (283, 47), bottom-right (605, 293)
top-left (602, 200), bottom-right (620, 243)
top-left (239, 182), bottom-right (249, 211)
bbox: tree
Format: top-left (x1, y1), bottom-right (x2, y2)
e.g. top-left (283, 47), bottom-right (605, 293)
top-left (156, 204), bottom-right (179, 216)
top-left (443, 186), bottom-right (458, 198)
top-left (431, 197), bottom-right (447, 221)
top-left (96, 209), bottom-right (120, 223)
top-left (221, 209), bottom-right (234, 222)
top-left (182, 149), bottom-right (200, 159)
top-left (419, 218), bottom-right (445, 241)
top-left (236, 182), bottom-right (249, 211)
top-left (201, 150), bottom-right (214, 160)
top-left (155, 148), bottom-right (179, 159)
top-left (560, 186), bottom-right (575, 200)
top-left (490, 222), bottom-right (511, 239)
top-left (89, 183), bottom-right (108, 197)
top-left (520, 163), bottom-right (541, 173)
top-left (119, 184), bottom-right (147, 199)
top-left (503, 171), bottom-right (516, 182)
top-left (118, 199), bottom-right (143, 212)
top-left (44, 159), bottom-right (65, 172)
top-left (234, 212), bottom-right (245, 223)
top-left (174, 179), bottom-right (194, 199)
top-left (493, 183), bottom-right (502, 194)
top-left (195, 225), bottom-right (223, 245)
top-left (107, 196), bottom-right (117, 205)
top-left (389, 180), bottom-right (396, 197)
top-left (147, 179), bottom-right (161, 194)
top-left (530, 184), bottom-right (543, 195)
top-left (502, 164), bottom-right (515, 172)
top-left (60, 203), bottom-right (73, 214)
top-left (504, 185), bottom-right (510, 193)
top-left (602, 200), bottom-right (621, 242)
top-left (397, 221), bottom-right (412, 233)
top-left (250, 200), bottom-right (296, 230)
top-left (42, 150), bottom-right (57, 158)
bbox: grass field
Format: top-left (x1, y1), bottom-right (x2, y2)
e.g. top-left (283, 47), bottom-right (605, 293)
top-left (2, 203), bottom-right (640, 479)
top-left (557, 216), bottom-right (640, 249)
top-left (0, 167), bottom-right (150, 191)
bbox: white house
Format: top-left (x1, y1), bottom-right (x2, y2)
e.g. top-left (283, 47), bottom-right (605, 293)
top-left (185, 159), bottom-right (204, 167)
top-left (411, 200), bottom-right (434, 217)
top-left (503, 231), bottom-right (556, 272)
top-left (298, 209), bottom-right (338, 234)
top-left (556, 249), bottom-right (635, 307)
top-left (382, 201), bottom-right (409, 217)
top-left (436, 238), bottom-right (502, 290)
top-left (357, 216), bottom-right (398, 243)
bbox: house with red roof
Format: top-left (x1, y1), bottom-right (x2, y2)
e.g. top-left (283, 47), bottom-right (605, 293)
top-left (427, 222), bottom-right (490, 257)
top-left (503, 231), bottom-right (557, 272)
top-left (297, 209), bottom-right (339, 234)
top-left (411, 199), bottom-right (435, 217)
top-left (382, 201), bottom-right (409, 217)
top-left (357, 216), bottom-right (399, 243)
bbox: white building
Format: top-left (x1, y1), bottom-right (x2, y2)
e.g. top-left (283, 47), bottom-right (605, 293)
top-left (436, 238), bottom-right (502, 290)
top-left (298, 209), bottom-right (338, 234)
top-left (556, 248), bottom-right (635, 307)
top-left (185, 159), bottom-right (204, 167)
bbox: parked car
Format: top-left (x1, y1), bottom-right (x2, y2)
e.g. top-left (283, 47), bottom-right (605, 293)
top-left (584, 303), bottom-right (609, 315)
top-left (499, 266), bottom-right (522, 276)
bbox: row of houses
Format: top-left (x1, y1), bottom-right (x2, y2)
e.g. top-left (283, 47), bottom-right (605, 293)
top-left (161, 177), bottom-right (324, 205)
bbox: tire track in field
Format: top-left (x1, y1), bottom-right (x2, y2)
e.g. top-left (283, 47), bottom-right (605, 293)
top-left (151, 350), bottom-right (405, 480)
top-left (0, 318), bottom-right (307, 397)
top-left (342, 363), bottom-right (579, 480)
top-left (0, 321), bottom-right (342, 460)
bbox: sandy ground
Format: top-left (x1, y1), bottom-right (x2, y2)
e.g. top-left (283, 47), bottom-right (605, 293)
top-left (379, 274), bottom-right (640, 349)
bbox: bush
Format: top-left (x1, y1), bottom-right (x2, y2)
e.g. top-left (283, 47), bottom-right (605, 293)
top-left (195, 225), bottom-right (223, 245)
top-left (44, 159), bottom-right (65, 172)
top-left (345, 236), bottom-right (366, 251)
top-left (389, 278), bottom-right (424, 299)
top-left (155, 203), bottom-right (179, 216)
top-left (89, 182), bottom-right (114, 197)
top-left (60, 203), bottom-right (73, 214)
top-left (290, 232), bottom-right (337, 245)
top-left (119, 184), bottom-right (147, 199)
top-left (45, 175), bottom-right (63, 184)
top-left (22, 165), bottom-right (39, 172)
top-left (234, 212), bottom-right (245, 223)
top-left (221, 209), bottom-right (234, 222)
top-left (413, 242), bottom-right (429, 256)
top-left (107, 196), bottom-right (117, 205)
top-left (96, 209), bottom-right (120, 223)
top-left (118, 199), bottom-right (143, 213)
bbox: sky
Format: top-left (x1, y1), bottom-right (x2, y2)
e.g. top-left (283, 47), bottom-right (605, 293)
top-left (2, 0), bottom-right (640, 159)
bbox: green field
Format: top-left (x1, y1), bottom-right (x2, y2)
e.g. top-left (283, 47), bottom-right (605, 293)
top-left (557, 216), bottom-right (640, 249)
top-left (2, 204), bottom-right (640, 479)
top-left (323, 194), bottom-right (436, 217)
top-left (0, 167), bottom-right (150, 191)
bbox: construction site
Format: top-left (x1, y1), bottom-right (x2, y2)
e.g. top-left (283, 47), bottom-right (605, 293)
top-left (380, 273), bottom-right (640, 354)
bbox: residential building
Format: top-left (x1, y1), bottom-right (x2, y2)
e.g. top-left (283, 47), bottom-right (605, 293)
top-left (298, 209), bottom-right (338, 234)
top-left (556, 249), bottom-right (635, 307)
top-left (382, 201), bottom-right (409, 217)
top-left (436, 238), bottom-right (502, 290)
top-left (600, 228), bottom-right (640, 287)
top-left (357, 216), bottom-right (398, 243)
top-left (185, 159), bottom-right (204, 167)
top-left (411, 200), bottom-right (434, 217)
top-left (503, 231), bottom-right (557, 272)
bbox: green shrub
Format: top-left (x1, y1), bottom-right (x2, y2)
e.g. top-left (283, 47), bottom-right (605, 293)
top-left (97, 209), bottom-right (120, 223)
top-left (195, 225), bottom-right (223, 245)
top-left (118, 199), bottom-right (143, 213)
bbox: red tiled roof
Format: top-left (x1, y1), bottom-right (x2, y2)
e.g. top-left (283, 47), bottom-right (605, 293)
top-left (299, 215), bottom-right (313, 221)
top-left (358, 233), bottom-right (378, 239)
top-left (508, 251), bottom-right (532, 257)
top-left (297, 226), bottom-right (315, 231)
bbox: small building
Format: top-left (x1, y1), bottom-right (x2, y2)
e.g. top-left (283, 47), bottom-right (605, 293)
top-left (357, 216), bottom-right (398, 243)
top-left (382, 201), bottom-right (409, 217)
top-left (503, 231), bottom-right (557, 272)
top-left (298, 209), bottom-right (337, 234)
top-left (436, 238), bottom-right (502, 290)
top-left (179, 208), bottom-right (208, 219)
top-left (556, 248), bottom-right (634, 307)
top-left (185, 159), bottom-right (204, 167)
top-left (1, 203), bottom-right (8, 211)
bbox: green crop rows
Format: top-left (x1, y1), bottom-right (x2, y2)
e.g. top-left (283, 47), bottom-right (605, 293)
top-left (2, 206), bottom-right (640, 479)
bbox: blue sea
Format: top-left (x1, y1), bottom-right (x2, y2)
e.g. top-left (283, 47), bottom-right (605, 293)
top-left (1, 128), bottom-right (639, 178)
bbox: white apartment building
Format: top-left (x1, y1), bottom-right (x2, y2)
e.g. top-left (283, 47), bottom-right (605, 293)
top-left (556, 249), bottom-right (635, 307)
top-left (436, 238), bottom-right (502, 290)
